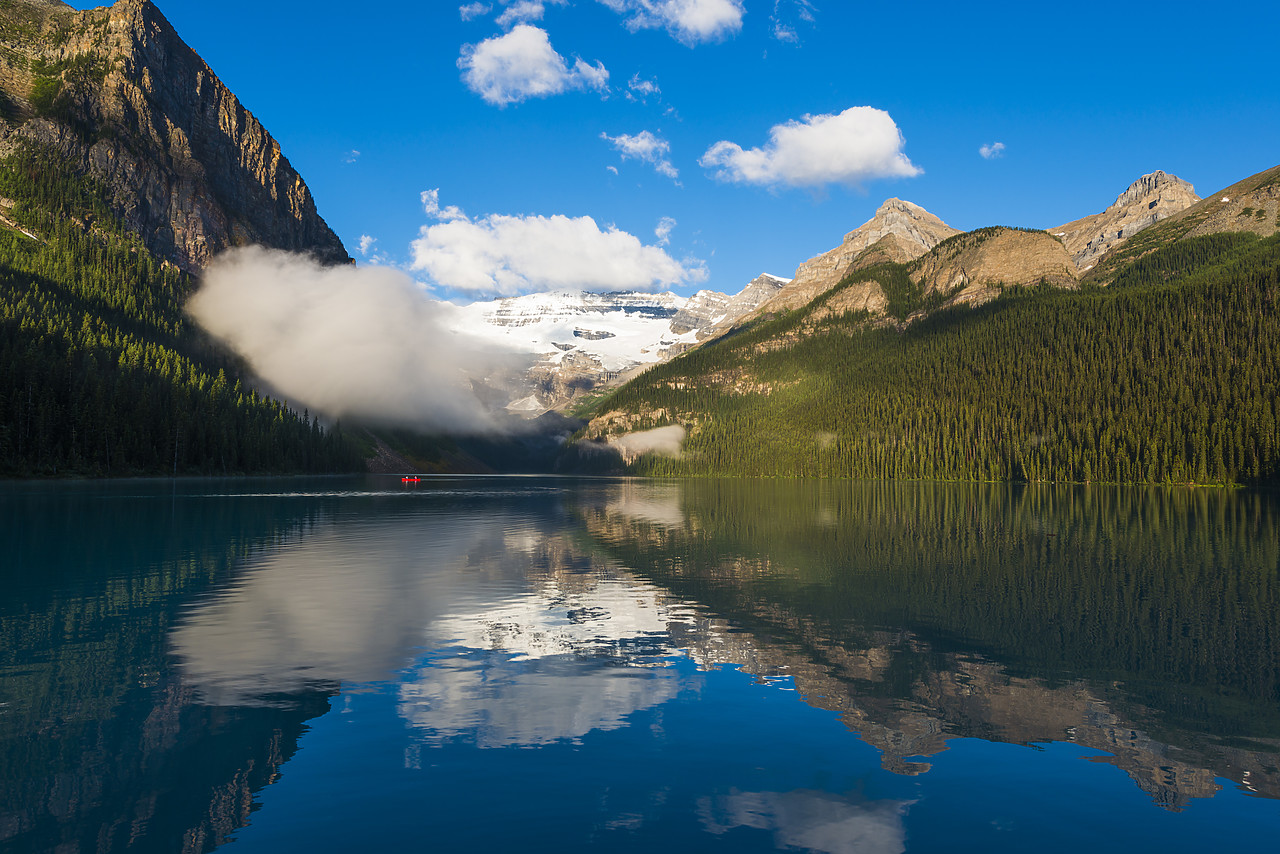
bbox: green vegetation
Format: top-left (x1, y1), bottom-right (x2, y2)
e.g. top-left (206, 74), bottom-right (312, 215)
top-left (581, 480), bottom-right (1280, 739)
top-left (589, 231), bottom-right (1280, 485)
top-left (0, 144), bottom-right (364, 476)
top-left (840, 261), bottom-right (954, 321)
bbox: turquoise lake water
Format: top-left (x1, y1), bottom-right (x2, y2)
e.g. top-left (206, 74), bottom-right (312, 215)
top-left (2, 476), bottom-right (1278, 852)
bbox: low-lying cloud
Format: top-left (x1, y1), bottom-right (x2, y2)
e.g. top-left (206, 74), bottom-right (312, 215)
top-left (410, 191), bottom-right (705, 295)
top-left (459, 24), bottom-right (609, 106)
top-left (700, 106), bottom-right (922, 189)
top-left (188, 247), bottom-right (520, 432)
top-left (609, 425), bottom-right (686, 461)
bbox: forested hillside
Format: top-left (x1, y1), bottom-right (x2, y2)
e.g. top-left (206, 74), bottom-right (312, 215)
top-left (584, 228), bottom-right (1280, 485)
top-left (0, 144), bottom-right (363, 475)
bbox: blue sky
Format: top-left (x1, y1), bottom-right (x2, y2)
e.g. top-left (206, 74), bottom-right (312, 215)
top-left (76, 0), bottom-right (1280, 300)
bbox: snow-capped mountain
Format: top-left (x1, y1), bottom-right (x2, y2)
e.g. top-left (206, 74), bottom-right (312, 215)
top-left (447, 274), bottom-right (790, 414)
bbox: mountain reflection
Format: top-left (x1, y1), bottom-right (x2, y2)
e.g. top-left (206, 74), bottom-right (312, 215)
top-left (6, 477), bottom-right (1278, 852)
top-left (583, 479), bottom-right (1280, 810)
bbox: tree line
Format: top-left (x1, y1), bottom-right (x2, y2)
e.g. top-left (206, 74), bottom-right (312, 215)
top-left (596, 230), bottom-right (1280, 486)
top-left (0, 144), bottom-right (364, 475)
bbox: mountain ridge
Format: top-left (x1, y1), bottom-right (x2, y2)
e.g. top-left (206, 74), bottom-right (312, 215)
top-left (0, 0), bottom-right (347, 272)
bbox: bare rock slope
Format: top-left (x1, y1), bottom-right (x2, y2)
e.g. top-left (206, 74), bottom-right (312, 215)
top-left (908, 228), bottom-right (1078, 309)
top-left (1053, 171), bottom-right (1199, 272)
top-left (0, 0), bottom-right (348, 271)
top-left (760, 198), bottom-right (960, 314)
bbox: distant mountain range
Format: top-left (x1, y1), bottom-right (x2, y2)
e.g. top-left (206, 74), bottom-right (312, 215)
top-left (447, 274), bottom-right (790, 414)
top-left (577, 162), bottom-right (1280, 484)
top-left (3, 0), bottom-right (1278, 483)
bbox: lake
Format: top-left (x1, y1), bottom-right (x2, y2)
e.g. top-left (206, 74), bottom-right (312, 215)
top-left (2, 476), bottom-right (1278, 852)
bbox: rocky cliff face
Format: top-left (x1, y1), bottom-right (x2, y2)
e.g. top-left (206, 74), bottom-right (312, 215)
top-left (673, 273), bottom-right (789, 338)
top-left (759, 198), bottom-right (960, 313)
top-left (1053, 171), bottom-right (1199, 271)
top-left (0, 0), bottom-right (348, 271)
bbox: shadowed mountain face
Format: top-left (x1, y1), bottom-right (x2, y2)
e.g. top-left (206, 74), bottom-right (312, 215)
top-left (0, 0), bottom-right (348, 271)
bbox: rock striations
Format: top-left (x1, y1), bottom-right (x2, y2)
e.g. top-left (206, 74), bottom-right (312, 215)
top-left (0, 0), bottom-right (348, 271)
top-left (1053, 171), bottom-right (1199, 271)
top-left (759, 198), bottom-right (960, 314)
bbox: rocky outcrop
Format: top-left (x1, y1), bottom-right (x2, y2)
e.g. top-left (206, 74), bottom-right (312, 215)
top-left (1053, 171), bottom-right (1199, 272)
top-left (759, 199), bottom-right (960, 313)
top-left (908, 227), bottom-right (1078, 309)
top-left (673, 273), bottom-right (789, 338)
top-left (1084, 164), bottom-right (1280, 282)
top-left (0, 0), bottom-right (348, 271)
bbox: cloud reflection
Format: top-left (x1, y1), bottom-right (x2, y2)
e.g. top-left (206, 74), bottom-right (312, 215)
top-left (699, 790), bottom-right (913, 854)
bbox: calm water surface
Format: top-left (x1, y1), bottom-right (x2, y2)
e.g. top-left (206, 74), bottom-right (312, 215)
top-left (1, 476), bottom-right (1278, 852)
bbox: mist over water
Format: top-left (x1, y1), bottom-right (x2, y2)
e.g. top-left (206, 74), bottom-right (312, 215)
top-left (188, 247), bottom-right (529, 433)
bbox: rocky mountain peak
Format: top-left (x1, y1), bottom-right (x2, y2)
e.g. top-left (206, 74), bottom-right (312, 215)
top-left (843, 197), bottom-right (959, 258)
top-left (0, 0), bottom-right (349, 271)
top-left (1110, 170), bottom-right (1195, 212)
top-left (1053, 170), bottom-right (1199, 271)
top-left (756, 199), bottom-right (959, 314)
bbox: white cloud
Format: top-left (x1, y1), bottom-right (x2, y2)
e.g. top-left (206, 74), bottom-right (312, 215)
top-left (189, 248), bottom-right (514, 432)
top-left (459, 2), bottom-right (491, 19)
top-left (700, 106), bottom-right (922, 189)
top-left (601, 130), bottom-right (679, 180)
top-left (598, 0), bottom-right (745, 45)
top-left (410, 194), bottom-right (705, 295)
top-left (626, 73), bottom-right (661, 101)
top-left (421, 188), bottom-right (468, 222)
top-left (458, 25), bottom-right (609, 106)
top-left (343, 149), bottom-right (360, 164)
top-left (980, 141), bottom-right (1006, 159)
top-left (495, 0), bottom-right (565, 27)
top-left (607, 165), bottom-right (619, 174)
top-left (655, 216), bottom-right (676, 245)
top-left (358, 235), bottom-right (377, 255)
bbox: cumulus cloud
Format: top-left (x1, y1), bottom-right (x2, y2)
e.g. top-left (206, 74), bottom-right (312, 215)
top-left (358, 235), bottom-right (377, 255)
top-left (598, 0), bottom-right (745, 45)
top-left (700, 106), bottom-right (922, 189)
top-left (459, 25), bottom-right (609, 106)
top-left (601, 130), bottom-right (679, 180)
top-left (188, 247), bottom-right (521, 432)
top-left (410, 192), bottom-right (705, 295)
top-left (980, 141), bottom-right (1006, 159)
top-left (459, 2), bottom-right (491, 19)
top-left (655, 216), bottom-right (676, 245)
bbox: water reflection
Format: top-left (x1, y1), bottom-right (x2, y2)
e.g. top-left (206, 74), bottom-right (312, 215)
top-left (699, 791), bottom-right (912, 854)
top-left (586, 479), bottom-right (1280, 809)
top-left (3, 477), bottom-right (1280, 853)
